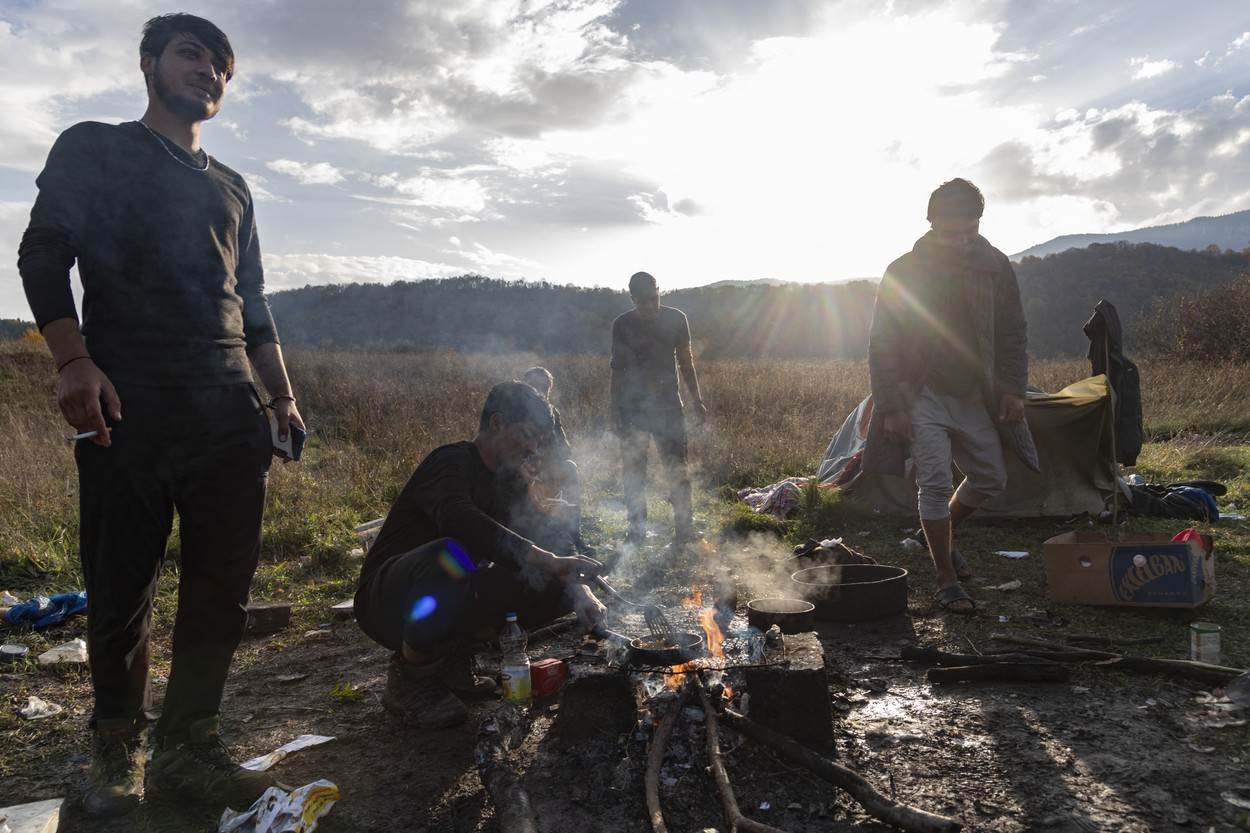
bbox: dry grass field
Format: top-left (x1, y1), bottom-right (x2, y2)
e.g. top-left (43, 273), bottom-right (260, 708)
top-left (2, 338), bottom-right (1249, 596)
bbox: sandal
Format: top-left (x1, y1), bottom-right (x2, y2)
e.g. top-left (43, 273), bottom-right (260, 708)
top-left (951, 546), bottom-right (974, 581)
top-left (936, 583), bottom-right (976, 614)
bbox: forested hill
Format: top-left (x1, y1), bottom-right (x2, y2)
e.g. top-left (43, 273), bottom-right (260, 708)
top-left (267, 277), bottom-right (880, 359)
top-left (1015, 242), bottom-right (1248, 355)
top-left (267, 242), bottom-right (1248, 358)
top-left (1013, 209), bottom-right (1250, 260)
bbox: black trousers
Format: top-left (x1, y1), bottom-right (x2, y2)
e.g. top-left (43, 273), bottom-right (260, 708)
top-left (620, 408), bottom-right (692, 538)
top-left (75, 382), bottom-right (272, 736)
top-left (354, 538), bottom-right (571, 655)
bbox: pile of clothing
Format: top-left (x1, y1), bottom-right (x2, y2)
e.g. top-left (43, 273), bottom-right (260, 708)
top-left (1121, 479), bottom-right (1224, 522)
top-left (737, 477), bottom-right (813, 518)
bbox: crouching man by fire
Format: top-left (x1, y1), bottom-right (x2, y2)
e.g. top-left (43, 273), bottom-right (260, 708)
top-left (353, 382), bottom-right (605, 729)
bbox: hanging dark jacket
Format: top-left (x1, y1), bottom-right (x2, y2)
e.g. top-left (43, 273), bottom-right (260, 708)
top-left (863, 233), bottom-right (1039, 476)
top-left (1084, 300), bottom-right (1143, 466)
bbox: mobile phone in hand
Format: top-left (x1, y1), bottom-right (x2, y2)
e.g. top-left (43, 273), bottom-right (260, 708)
top-left (268, 411), bottom-right (306, 461)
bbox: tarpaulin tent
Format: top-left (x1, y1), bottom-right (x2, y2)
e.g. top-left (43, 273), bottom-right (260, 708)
top-left (816, 376), bottom-right (1117, 518)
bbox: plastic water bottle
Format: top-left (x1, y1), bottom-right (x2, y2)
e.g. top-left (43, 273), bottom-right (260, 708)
top-left (499, 613), bottom-right (532, 707)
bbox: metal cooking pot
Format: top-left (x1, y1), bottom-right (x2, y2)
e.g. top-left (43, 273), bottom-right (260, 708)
top-left (746, 597), bottom-right (816, 634)
top-left (790, 564), bottom-right (909, 622)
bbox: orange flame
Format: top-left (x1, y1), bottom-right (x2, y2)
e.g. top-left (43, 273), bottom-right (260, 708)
top-left (698, 607), bottom-right (734, 699)
top-left (664, 660), bottom-right (694, 690)
top-left (699, 607), bottom-right (725, 658)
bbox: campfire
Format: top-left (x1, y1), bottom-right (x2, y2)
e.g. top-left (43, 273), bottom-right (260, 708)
top-left (476, 543), bottom-right (961, 833)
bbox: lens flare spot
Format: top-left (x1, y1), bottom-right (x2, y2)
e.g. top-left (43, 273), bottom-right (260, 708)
top-left (438, 540), bottom-right (476, 578)
top-left (409, 595), bottom-right (438, 622)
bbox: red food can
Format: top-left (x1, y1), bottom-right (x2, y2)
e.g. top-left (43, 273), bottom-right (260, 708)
top-left (530, 658), bottom-right (569, 698)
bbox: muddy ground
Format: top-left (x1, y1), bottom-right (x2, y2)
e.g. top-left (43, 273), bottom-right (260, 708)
top-left (3, 548), bottom-right (1249, 833)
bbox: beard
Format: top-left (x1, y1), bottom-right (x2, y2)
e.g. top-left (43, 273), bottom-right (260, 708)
top-left (152, 68), bottom-right (218, 122)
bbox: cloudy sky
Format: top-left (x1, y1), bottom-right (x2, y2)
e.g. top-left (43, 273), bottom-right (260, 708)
top-left (2, 0), bottom-right (1249, 318)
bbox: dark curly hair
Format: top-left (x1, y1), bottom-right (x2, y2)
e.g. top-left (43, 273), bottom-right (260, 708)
top-left (478, 381), bottom-right (555, 434)
top-left (140, 13), bottom-right (234, 80)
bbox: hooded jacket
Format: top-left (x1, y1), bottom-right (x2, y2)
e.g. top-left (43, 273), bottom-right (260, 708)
top-left (863, 232), bottom-right (1039, 476)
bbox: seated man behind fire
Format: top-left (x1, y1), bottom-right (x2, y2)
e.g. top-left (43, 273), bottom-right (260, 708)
top-left (354, 382), bottom-right (605, 729)
top-left (507, 366), bottom-right (588, 556)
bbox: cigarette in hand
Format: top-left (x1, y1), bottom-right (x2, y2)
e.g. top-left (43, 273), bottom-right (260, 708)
top-left (68, 430), bottom-right (99, 442)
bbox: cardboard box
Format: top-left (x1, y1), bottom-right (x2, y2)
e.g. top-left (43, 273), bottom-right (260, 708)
top-left (1042, 530), bottom-right (1214, 607)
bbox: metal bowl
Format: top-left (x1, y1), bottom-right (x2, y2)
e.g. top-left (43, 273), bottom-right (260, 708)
top-left (790, 564), bottom-right (909, 622)
top-left (746, 598), bottom-right (816, 634)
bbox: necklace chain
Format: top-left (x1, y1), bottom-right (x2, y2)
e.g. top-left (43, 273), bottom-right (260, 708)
top-left (137, 120), bottom-right (210, 173)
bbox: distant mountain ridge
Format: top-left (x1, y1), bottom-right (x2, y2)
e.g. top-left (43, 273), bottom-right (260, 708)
top-left (1013, 209), bottom-right (1250, 259)
top-left (265, 241), bottom-right (1247, 359)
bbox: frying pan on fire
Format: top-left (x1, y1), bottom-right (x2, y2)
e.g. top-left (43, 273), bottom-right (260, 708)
top-left (593, 626), bottom-right (705, 666)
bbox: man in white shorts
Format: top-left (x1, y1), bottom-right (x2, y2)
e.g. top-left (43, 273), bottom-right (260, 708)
top-left (865, 179), bottom-right (1038, 613)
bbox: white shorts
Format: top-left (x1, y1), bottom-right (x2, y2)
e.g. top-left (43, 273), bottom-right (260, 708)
top-left (909, 386), bottom-right (1007, 521)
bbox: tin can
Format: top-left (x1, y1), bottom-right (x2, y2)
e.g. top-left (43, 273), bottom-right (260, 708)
top-left (0, 644), bottom-right (29, 663)
top-left (1189, 621), bottom-right (1221, 664)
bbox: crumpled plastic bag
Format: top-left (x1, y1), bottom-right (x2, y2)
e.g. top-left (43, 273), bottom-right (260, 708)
top-left (218, 780), bottom-right (339, 833)
top-left (4, 592), bottom-right (87, 630)
top-left (19, 695), bottom-right (63, 719)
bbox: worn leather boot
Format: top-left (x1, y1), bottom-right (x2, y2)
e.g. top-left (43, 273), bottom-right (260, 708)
top-left (383, 654), bottom-right (469, 729)
top-left (83, 724), bottom-right (145, 817)
top-left (149, 716), bottom-right (277, 809)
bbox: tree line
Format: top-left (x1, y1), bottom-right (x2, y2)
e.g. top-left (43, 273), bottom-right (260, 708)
top-left (5, 241), bottom-right (1247, 359)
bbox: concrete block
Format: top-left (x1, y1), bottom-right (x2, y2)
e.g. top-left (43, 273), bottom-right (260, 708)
top-left (743, 631), bottom-right (834, 751)
top-left (331, 599), bottom-right (354, 620)
top-left (245, 602), bottom-right (291, 636)
top-left (551, 663), bottom-right (636, 741)
top-left (0, 797), bottom-right (62, 833)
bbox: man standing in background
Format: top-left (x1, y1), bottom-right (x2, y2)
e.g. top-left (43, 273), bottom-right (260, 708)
top-left (519, 366), bottom-right (588, 555)
top-left (866, 178), bottom-right (1035, 614)
top-left (17, 14), bottom-right (300, 816)
top-left (610, 271), bottom-right (708, 552)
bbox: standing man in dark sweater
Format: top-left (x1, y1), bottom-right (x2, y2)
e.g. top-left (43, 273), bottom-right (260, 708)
top-left (866, 179), bottom-right (1036, 614)
top-left (17, 14), bottom-right (300, 816)
top-left (355, 382), bottom-right (605, 729)
top-left (610, 272), bottom-right (708, 551)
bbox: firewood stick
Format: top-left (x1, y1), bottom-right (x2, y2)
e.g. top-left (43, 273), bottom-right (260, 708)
top-left (901, 646), bottom-right (1059, 666)
top-left (646, 679), bottom-right (691, 833)
top-left (991, 633), bottom-right (1246, 684)
top-left (990, 633), bottom-right (1117, 657)
top-left (927, 664), bottom-right (1070, 684)
top-left (1065, 632), bottom-right (1164, 647)
top-left (694, 676), bottom-right (789, 833)
top-left (475, 713), bottom-right (538, 833)
top-left (718, 708), bottom-right (962, 833)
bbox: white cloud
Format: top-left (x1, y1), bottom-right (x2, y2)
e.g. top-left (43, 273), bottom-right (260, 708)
top-left (0, 201), bottom-right (35, 318)
top-left (265, 159), bottom-right (346, 185)
top-left (1130, 56), bottom-right (1180, 80)
top-left (391, 175), bottom-right (489, 213)
top-left (1231, 32), bottom-right (1250, 52)
top-left (452, 242), bottom-right (542, 274)
top-left (241, 173), bottom-right (289, 203)
top-left (263, 253), bottom-right (464, 291)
